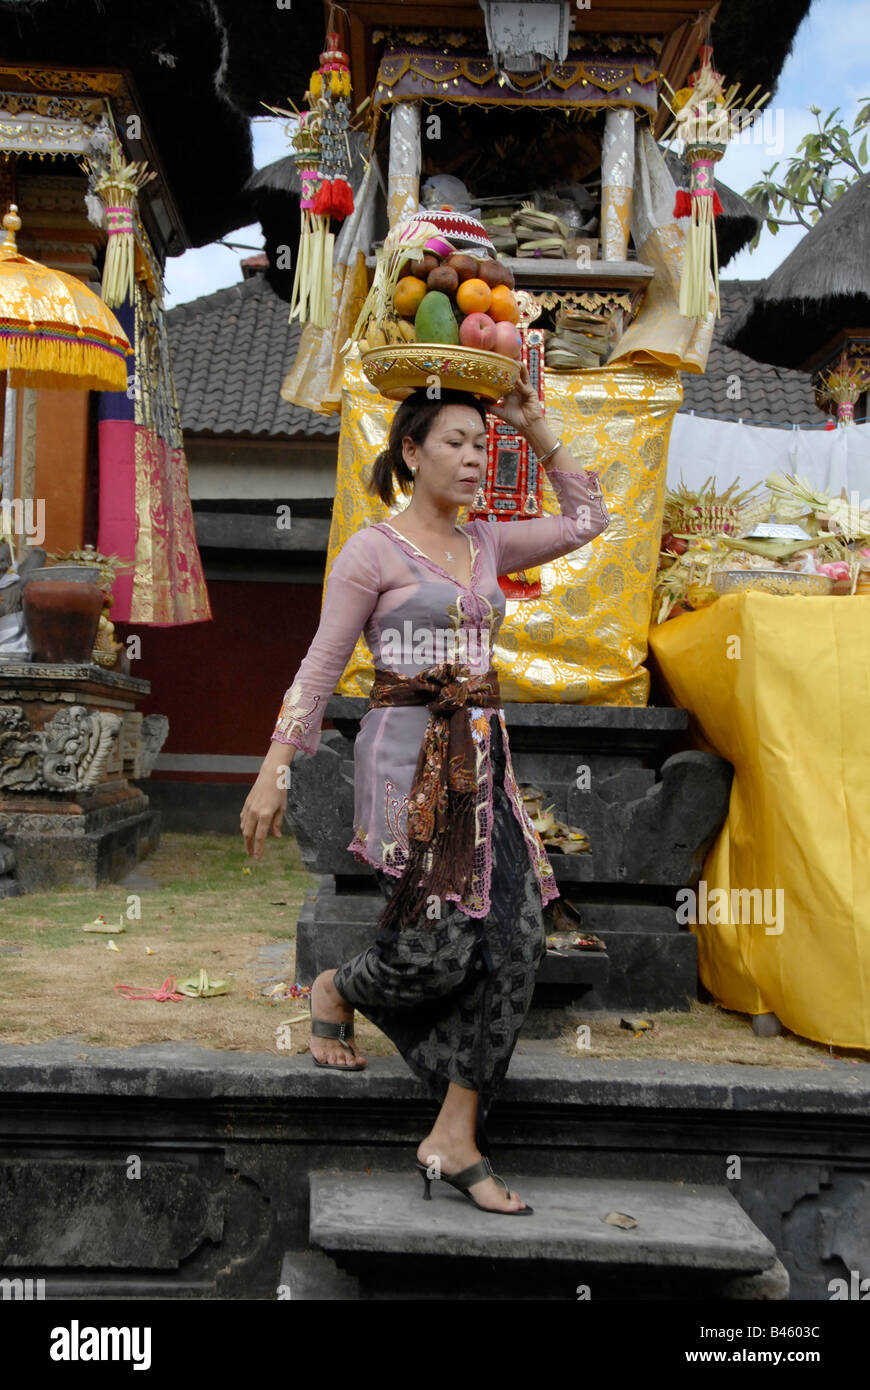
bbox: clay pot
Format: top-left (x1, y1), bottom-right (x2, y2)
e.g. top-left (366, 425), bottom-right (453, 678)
top-left (22, 579), bottom-right (104, 664)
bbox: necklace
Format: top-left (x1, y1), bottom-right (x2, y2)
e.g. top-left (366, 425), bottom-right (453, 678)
top-left (393, 519), bottom-right (463, 560)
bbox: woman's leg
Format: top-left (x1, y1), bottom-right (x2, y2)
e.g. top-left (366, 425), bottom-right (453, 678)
top-left (309, 968), bottom-right (366, 1068)
top-left (416, 1081), bottom-right (529, 1213)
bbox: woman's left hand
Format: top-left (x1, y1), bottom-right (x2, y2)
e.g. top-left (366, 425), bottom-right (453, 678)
top-left (488, 361), bottom-right (544, 435)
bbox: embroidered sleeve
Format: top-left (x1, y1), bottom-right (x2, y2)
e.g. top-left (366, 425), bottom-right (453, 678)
top-left (483, 466), bottom-right (610, 574)
top-left (271, 530), bottom-right (381, 756)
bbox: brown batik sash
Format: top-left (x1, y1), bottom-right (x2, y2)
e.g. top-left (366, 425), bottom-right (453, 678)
top-left (368, 662), bottom-right (502, 932)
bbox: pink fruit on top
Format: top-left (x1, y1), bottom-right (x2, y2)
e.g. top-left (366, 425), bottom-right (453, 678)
top-left (493, 319), bottom-right (522, 359)
top-left (459, 311), bottom-right (496, 351)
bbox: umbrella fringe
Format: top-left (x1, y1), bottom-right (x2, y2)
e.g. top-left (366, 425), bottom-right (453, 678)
top-left (0, 335), bottom-right (129, 391)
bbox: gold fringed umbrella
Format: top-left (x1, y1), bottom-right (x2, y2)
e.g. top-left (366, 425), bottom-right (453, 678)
top-left (0, 205), bottom-right (131, 391)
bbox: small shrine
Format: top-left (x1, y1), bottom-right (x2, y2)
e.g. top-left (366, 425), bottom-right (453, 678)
top-left (0, 34), bottom-right (250, 891)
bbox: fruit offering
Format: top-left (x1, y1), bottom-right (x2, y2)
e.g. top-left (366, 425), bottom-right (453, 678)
top-left (351, 230), bottom-right (522, 361)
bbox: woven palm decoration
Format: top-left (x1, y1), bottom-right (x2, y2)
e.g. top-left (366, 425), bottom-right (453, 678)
top-left (663, 46), bottom-right (769, 319)
top-left (82, 127), bottom-right (156, 310)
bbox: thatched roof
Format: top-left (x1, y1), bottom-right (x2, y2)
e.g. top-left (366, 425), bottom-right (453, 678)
top-left (0, 0), bottom-right (253, 248)
top-left (707, 0), bottom-right (813, 106)
top-left (663, 151), bottom-right (762, 267)
top-left (725, 174), bottom-right (870, 368)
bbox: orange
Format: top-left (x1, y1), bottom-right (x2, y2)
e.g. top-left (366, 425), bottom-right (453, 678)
top-left (393, 276), bottom-right (428, 317)
top-left (455, 278), bottom-right (492, 315)
top-left (489, 285), bottom-right (519, 323)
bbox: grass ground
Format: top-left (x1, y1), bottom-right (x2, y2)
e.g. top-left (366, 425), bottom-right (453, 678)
top-left (0, 832), bottom-right (395, 1056)
top-left (0, 833), bottom-right (866, 1070)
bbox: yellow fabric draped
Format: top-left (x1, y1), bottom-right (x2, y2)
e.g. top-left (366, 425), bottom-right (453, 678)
top-left (648, 592), bottom-right (870, 1050)
top-left (279, 250), bottom-right (369, 416)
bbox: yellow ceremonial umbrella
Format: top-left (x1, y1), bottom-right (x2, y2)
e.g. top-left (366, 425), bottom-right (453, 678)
top-left (0, 204), bottom-right (130, 392)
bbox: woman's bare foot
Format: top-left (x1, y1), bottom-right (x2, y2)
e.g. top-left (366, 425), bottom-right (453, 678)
top-left (308, 970), bottom-right (366, 1069)
top-left (416, 1130), bottom-right (527, 1212)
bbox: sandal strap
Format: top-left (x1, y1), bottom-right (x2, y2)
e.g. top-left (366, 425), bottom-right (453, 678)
top-left (449, 1156), bottom-right (498, 1191)
top-left (311, 1018), bottom-right (354, 1042)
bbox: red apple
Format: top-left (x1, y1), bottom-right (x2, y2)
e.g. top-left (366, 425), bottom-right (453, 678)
top-left (493, 319), bottom-right (522, 359)
top-left (459, 311), bottom-right (496, 350)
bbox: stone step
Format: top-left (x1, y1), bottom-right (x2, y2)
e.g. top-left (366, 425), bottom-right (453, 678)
top-left (309, 1172), bottom-right (778, 1276)
top-left (536, 949), bottom-right (609, 986)
top-left (310, 883), bottom-right (680, 934)
top-left (296, 901), bottom-right (696, 1013)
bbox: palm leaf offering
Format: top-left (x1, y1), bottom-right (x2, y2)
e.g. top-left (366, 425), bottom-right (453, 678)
top-left (655, 471), bottom-right (870, 620)
top-left (663, 475), bottom-right (769, 538)
top-left (766, 473), bottom-right (870, 540)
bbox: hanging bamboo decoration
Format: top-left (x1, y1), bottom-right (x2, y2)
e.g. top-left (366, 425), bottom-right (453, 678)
top-left (287, 107), bottom-right (333, 329)
top-left (84, 135), bottom-right (155, 309)
top-left (310, 30), bottom-right (354, 221)
top-left (662, 46), bottom-right (769, 320)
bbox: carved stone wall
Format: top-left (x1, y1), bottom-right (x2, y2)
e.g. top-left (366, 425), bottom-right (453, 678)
top-left (0, 662), bottom-right (167, 891)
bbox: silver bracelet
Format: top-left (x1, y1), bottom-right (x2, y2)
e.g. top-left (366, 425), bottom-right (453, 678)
top-left (535, 439), bottom-right (562, 466)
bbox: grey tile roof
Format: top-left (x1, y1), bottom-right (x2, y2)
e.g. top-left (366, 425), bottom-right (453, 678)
top-left (679, 281), bottom-right (827, 426)
top-left (167, 274), bottom-right (341, 438)
top-left (167, 274), bottom-right (826, 440)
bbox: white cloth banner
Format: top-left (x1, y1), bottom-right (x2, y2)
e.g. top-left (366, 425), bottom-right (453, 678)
top-left (667, 415), bottom-right (870, 505)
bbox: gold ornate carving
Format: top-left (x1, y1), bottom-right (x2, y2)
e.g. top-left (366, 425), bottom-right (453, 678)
top-left (537, 289), bottom-right (634, 316)
top-left (0, 67), bottom-right (126, 95)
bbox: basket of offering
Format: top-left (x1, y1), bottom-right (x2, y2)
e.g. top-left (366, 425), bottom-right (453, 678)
top-left (344, 212), bottom-right (523, 402)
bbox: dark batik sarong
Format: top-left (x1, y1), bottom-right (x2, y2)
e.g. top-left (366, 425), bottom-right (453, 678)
top-left (333, 719), bottom-right (547, 1151)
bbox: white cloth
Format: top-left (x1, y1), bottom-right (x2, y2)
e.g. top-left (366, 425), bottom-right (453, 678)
top-left (481, 1), bottom-right (570, 71)
top-left (667, 415), bottom-right (870, 505)
top-left (0, 609), bottom-right (28, 656)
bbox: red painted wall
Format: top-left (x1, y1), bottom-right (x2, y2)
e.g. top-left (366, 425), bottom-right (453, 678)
top-left (115, 578), bottom-right (327, 782)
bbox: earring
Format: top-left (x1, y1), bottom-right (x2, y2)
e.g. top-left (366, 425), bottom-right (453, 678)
top-left (410, 466), bottom-right (418, 476)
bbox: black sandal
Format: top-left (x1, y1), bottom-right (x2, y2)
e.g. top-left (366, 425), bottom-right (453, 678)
top-left (415, 1156), bottom-right (533, 1215)
top-left (309, 1018), bottom-right (365, 1070)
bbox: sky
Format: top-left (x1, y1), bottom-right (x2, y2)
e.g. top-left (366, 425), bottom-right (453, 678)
top-left (163, 0), bottom-right (869, 306)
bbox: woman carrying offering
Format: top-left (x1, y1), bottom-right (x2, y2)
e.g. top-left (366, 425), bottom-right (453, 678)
top-left (241, 362), bottom-right (610, 1216)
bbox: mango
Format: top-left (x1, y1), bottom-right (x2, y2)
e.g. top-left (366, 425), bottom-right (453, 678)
top-left (414, 290), bottom-right (459, 345)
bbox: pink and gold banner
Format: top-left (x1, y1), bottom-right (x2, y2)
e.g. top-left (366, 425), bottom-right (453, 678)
top-left (98, 282), bottom-right (211, 625)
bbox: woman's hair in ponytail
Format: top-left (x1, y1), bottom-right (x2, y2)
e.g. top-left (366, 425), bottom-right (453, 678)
top-left (366, 389), bottom-right (489, 507)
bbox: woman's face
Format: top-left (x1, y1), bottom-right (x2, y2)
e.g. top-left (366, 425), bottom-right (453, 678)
top-left (403, 404), bottom-right (487, 507)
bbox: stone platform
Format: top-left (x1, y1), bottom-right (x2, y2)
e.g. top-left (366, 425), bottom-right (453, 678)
top-left (0, 662), bottom-right (166, 892)
top-left (289, 700), bottom-right (732, 1018)
top-left (1, 1042), bottom-right (867, 1301)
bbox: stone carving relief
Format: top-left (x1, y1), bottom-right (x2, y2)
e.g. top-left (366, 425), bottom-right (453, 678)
top-left (140, 713), bottom-right (169, 777)
top-left (0, 704), bottom-right (121, 792)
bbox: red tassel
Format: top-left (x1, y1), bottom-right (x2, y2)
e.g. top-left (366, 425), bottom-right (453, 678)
top-left (331, 178), bottom-right (354, 218)
top-left (712, 190), bottom-right (723, 218)
top-left (312, 179), bottom-right (333, 215)
top-left (673, 189), bottom-right (692, 218)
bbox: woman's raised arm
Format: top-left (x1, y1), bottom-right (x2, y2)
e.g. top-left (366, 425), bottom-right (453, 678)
top-left (481, 465), bottom-right (610, 575)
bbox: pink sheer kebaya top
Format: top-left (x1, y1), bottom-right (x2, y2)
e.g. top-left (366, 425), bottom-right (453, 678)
top-left (271, 467), bottom-right (610, 919)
